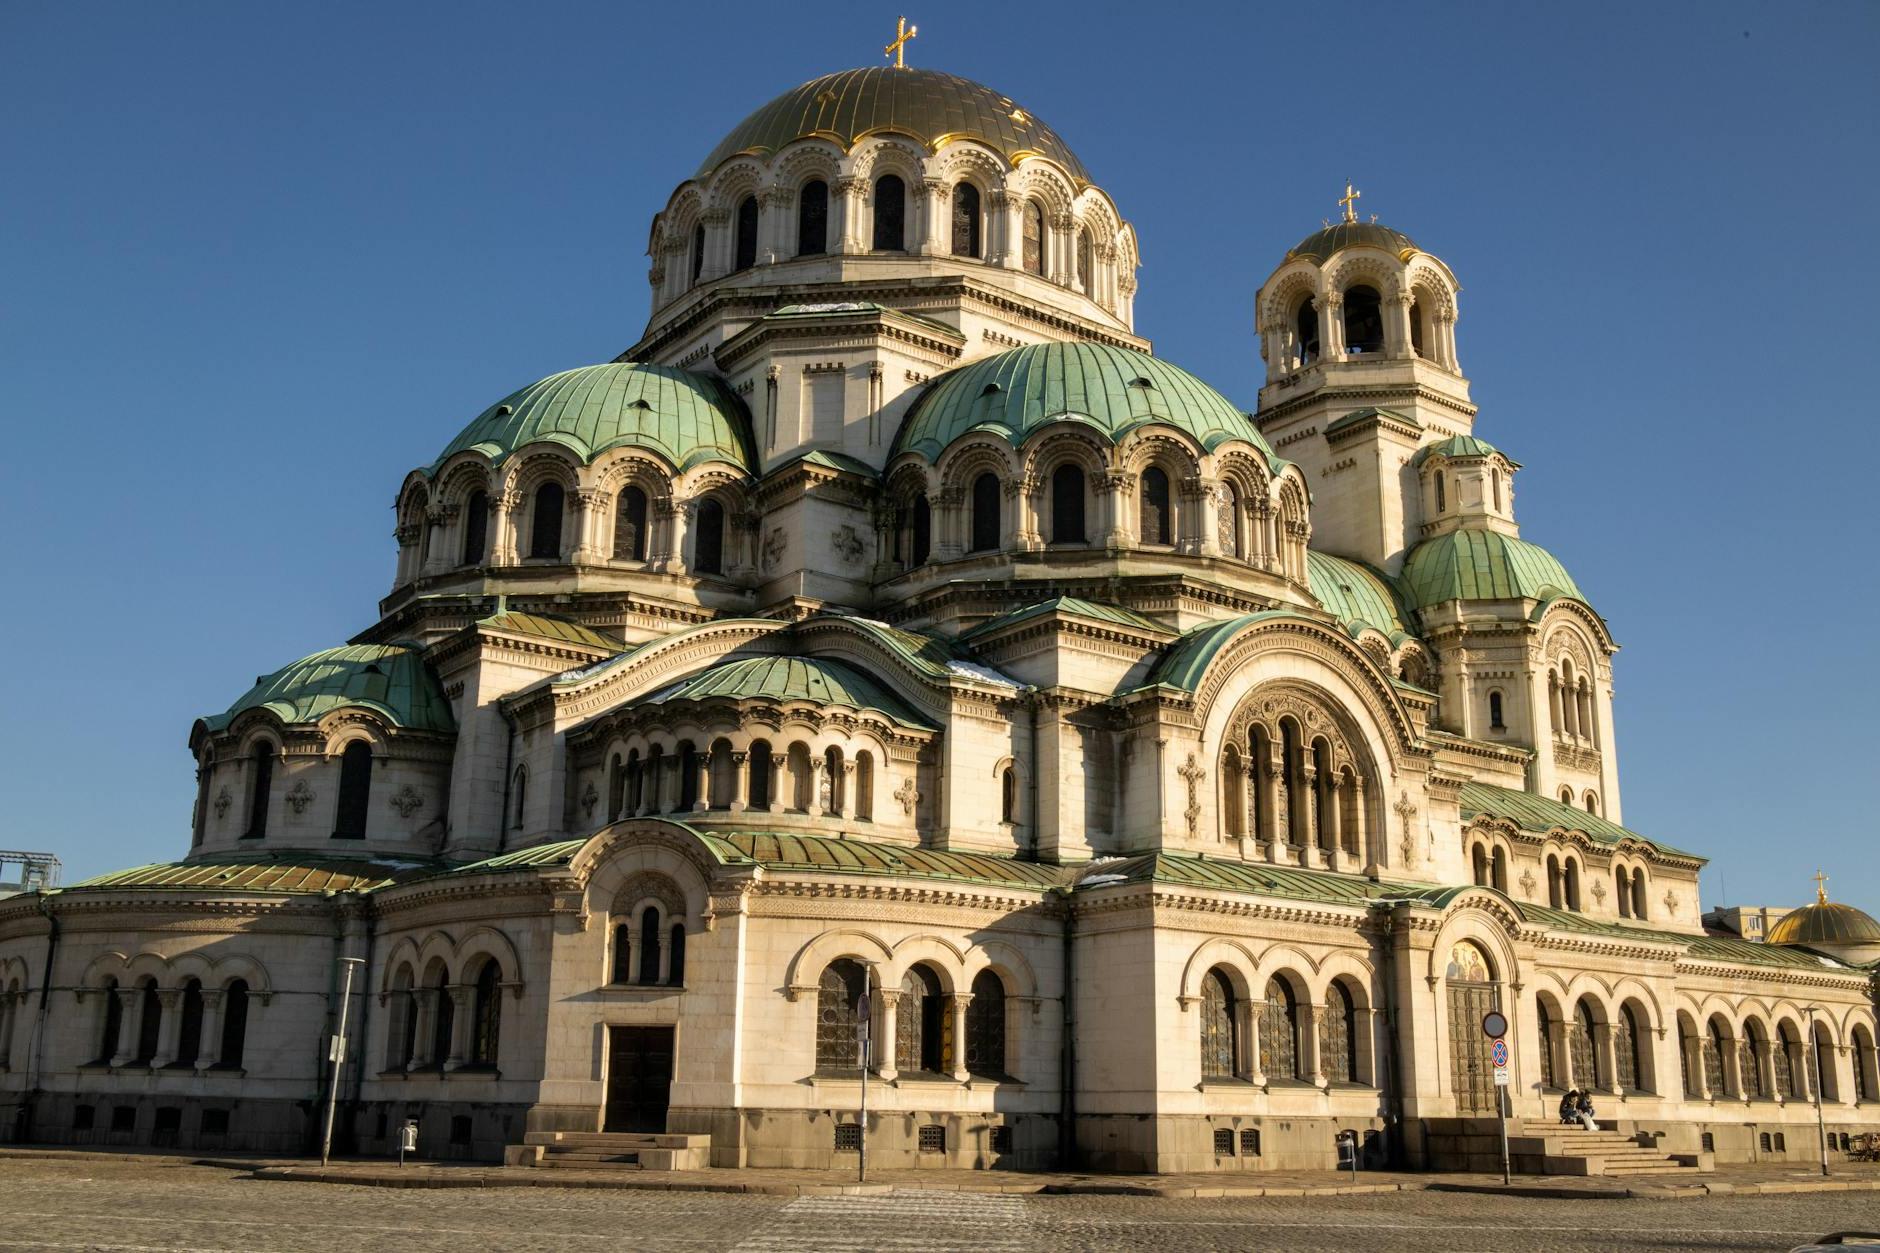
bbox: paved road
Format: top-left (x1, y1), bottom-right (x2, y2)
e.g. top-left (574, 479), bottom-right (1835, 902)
top-left (2, 1158), bottom-right (1877, 1251)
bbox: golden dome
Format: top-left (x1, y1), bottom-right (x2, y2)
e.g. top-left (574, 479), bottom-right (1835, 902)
top-left (1765, 891), bottom-right (1880, 947)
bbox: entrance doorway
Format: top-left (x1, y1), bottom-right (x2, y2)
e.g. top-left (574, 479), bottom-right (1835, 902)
top-left (604, 1025), bottom-right (674, 1133)
top-left (1445, 941), bottom-right (1499, 1115)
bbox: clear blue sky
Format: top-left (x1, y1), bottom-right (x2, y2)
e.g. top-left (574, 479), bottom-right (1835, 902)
top-left (3, 2), bottom-right (1875, 911)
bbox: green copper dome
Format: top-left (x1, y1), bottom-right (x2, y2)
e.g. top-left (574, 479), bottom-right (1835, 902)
top-left (697, 67), bottom-right (1090, 186)
top-left (1307, 550), bottom-right (1413, 639)
top-left (432, 363), bottom-right (756, 476)
top-left (198, 644), bottom-right (455, 735)
top-left (1288, 220), bottom-right (1419, 264)
top-left (1402, 530), bottom-right (1583, 609)
top-left (893, 342), bottom-right (1269, 463)
top-left (644, 655), bottom-right (935, 729)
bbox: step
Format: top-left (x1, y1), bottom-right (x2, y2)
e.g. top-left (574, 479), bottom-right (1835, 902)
top-left (523, 1131), bottom-right (710, 1150)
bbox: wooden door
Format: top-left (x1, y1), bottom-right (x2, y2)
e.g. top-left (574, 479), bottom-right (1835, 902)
top-left (604, 1025), bottom-right (674, 1133)
top-left (1447, 982), bottom-right (1497, 1114)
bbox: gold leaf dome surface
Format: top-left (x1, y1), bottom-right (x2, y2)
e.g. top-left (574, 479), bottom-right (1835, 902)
top-left (1765, 899), bottom-right (1880, 947)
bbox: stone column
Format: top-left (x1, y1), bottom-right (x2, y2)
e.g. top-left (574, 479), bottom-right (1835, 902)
top-left (152, 989), bottom-right (183, 1069)
top-left (918, 180), bottom-right (949, 256)
top-left (876, 990), bottom-right (900, 1081)
top-left (194, 989), bottom-right (224, 1070)
top-left (835, 761), bottom-right (855, 820)
top-left (1049, 212), bottom-right (1074, 285)
top-left (808, 757), bottom-right (827, 818)
top-left (1325, 777), bottom-right (1346, 872)
top-left (490, 490), bottom-right (521, 565)
top-left (1594, 1021), bottom-right (1621, 1096)
top-left (768, 754), bottom-right (787, 815)
top-left (727, 752), bottom-right (748, 814)
top-left (1319, 293), bottom-right (1345, 362)
top-left (692, 750), bottom-right (711, 814)
top-left (408, 988), bottom-right (437, 1068)
top-left (571, 488), bottom-right (606, 563)
top-left (444, 986), bottom-right (473, 1069)
top-left (757, 188), bottom-right (787, 264)
top-left (697, 207), bottom-right (730, 280)
top-left (109, 988), bottom-right (139, 1067)
top-left (1008, 474), bottom-right (1041, 551)
top-left (661, 499), bottom-right (692, 574)
top-left (949, 993), bottom-right (973, 1081)
top-left (990, 190), bottom-right (1021, 269)
top-left (1299, 765), bottom-right (1321, 868)
top-left (1301, 1003), bottom-right (1327, 1088)
top-left (1246, 1002), bottom-right (1267, 1086)
top-left (660, 756), bottom-right (682, 814)
top-left (833, 178), bottom-right (865, 254)
top-left (1098, 471), bottom-right (1131, 549)
top-left (1386, 291), bottom-right (1414, 359)
top-left (1266, 759), bottom-right (1288, 865)
top-left (1188, 476), bottom-right (1221, 556)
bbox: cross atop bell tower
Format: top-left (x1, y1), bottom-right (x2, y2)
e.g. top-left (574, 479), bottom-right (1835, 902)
top-left (1338, 182), bottom-right (1361, 224)
top-left (884, 16), bottom-right (918, 69)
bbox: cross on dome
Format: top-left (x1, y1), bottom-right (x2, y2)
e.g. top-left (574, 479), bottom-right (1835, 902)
top-left (884, 15), bottom-right (918, 69)
top-left (1815, 870), bottom-right (1830, 904)
top-left (1339, 182), bottom-right (1362, 224)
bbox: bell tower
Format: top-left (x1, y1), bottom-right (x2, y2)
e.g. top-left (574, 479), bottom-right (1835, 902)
top-left (1252, 191), bottom-right (1475, 574)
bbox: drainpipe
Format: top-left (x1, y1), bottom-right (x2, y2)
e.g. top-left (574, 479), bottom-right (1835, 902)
top-left (1058, 885), bottom-right (1076, 1168)
top-left (23, 893), bottom-right (60, 1141)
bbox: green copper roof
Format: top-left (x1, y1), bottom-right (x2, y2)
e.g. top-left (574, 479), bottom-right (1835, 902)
top-left (479, 611), bottom-right (621, 653)
top-left (1520, 903), bottom-right (1850, 971)
top-left (1419, 434), bottom-right (1504, 462)
top-left (1079, 853), bottom-right (1413, 906)
top-left (1460, 782), bottom-right (1698, 859)
top-left (199, 644), bottom-right (454, 735)
top-left (69, 855), bottom-right (445, 895)
top-left (1402, 529), bottom-right (1584, 609)
top-left (432, 363), bottom-right (755, 476)
top-left (1141, 611), bottom-right (1306, 693)
top-left (1307, 551), bottom-right (1413, 640)
top-left (697, 67), bottom-right (1091, 186)
top-left (893, 342), bottom-right (1269, 463)
top-left (710, 831), bottom-right (1063, 890)
top-left (1325, 406), bottom-right (1420, 437)
top-left (962, 597), bottom-right (1172, 641)
top-left (767, 448), bottom-right (880, 480)
top-left (644, 655), bottom-right (936, 729)
top-left (1288, 221), bottom-right (1419, 263)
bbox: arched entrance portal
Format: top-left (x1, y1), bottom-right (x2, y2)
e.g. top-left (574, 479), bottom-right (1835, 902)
top-left (1446, 941), bottom-right (1499, 1114)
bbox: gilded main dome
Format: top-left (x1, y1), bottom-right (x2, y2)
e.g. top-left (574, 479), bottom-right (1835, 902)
top-left (1766, 899), bottom-right (1880, 947)
top-left (696, 67), bottom-right (1091, 186)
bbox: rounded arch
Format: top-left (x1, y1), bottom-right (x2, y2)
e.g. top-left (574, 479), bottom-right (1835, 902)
top-left (454, 927), bottom-right (522, 986)
top-left (1177, 936), bottom-right (1262, 1006)
top-left (959, 939), bottom-right (1039, 1001)
top-left (882, 934), bottom-right (968, 993)
top-left (1426, 906), bottom-right (1520, 990)
top-left (783, 928), bottom-right (894, 1001)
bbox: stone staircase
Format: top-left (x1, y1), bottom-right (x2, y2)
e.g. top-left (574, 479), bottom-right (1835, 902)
top-left (1508, 1120), bottom-right (1711, 1177)
top-left (504, 1131), bottom-right (712, 1171)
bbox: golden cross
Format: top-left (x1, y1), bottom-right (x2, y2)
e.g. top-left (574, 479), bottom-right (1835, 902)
top-left (1815, 870), bottom-right (1829, 904)
top-left (1338, 182), bottom-right (1361, 224)
top-left (884, 16), bottom-right (918, 69)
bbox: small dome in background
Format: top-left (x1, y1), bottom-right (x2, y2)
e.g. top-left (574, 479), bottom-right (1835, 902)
top-left (1287, 220), bottom-right (1420, 265)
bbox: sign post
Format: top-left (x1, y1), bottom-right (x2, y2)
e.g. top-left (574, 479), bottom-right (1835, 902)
top-left (1482, 1009), bottom-right (1511, 1186)
top-left (857, 964), bottom-right (872, 1184)
top-left (320, 956), bottom-right (365, 1167)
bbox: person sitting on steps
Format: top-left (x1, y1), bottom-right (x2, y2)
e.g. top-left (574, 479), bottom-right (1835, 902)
top-left (1558, 1088), bottom-right (1580, 1125)
top-left (1576, 1090), bottom-right (1598, 1131)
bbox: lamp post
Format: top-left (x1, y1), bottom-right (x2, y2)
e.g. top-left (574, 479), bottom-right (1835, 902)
top-left (1803, 1004), bottom-right (1829, 1178)
top-left (320, 956), bottom-right (366, 1167)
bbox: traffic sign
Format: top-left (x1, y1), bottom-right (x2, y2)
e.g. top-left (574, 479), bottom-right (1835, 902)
top-left (1494, 1067), bottom-right (1511, 1086)
top-left (1490, 1038), bottom-right (1509, 1068)
top-left (1481, 1010), bottom-right (1508, 1038)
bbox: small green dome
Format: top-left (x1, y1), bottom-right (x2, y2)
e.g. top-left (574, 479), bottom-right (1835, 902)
top-left (644, 655), bottom-right (935, 729)
top-left (1402, 530), bottom-right (1583, 610)
top-left (1418, 434), bottom-right (1503, 462)
top-left (432, 363), bottom-right (756, 476)
top-left (1307, 550), bottom-right (1412, 639)
top-left (697, 67), bottom-right (1090, 186)
top-left (893, 342), bottom-right (1270, 463)
top-left (1288, 220), bottom-right (1419, 264)
top-left (198, 644), bottom-right (455, 735)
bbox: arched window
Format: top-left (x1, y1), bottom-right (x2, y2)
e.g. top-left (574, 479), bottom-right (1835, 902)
top-left (1813, 1024), bottom-right (1837, 1102)
top-left (1295, 298), bottom-right (1320, 366)
top-left (677, 741), bottom-right (700, 812)
top-left (611, 923), bottom-right (631, 985)
top-left (529, 482), bottom-right (564, 559)
top-left (1049, 463), bottom-right (1085, 544)
top-left (1615, 866), bottom-right (1631, 918)
top-left (1200, 968), bottom-right (1236, 1079)
top-left (822, 745), bottom-right (845, 814)
top-left (693, 498), bottom-right (725, 575)
top-left (734, 194), bottom-right (758, 271)
top-left (470, 960), bottom-right (501, 1066)
top-left (872, 175), bottom-right (905, 251)
top-left (1262, 977), bottom-right (1299, 1080)
top-left (1021, 200), bottom-right (1044, 275)
top-left (1221, 746), bottom-right (1245, 840)
top-left (1000, 766), bottom-right (1016, 824)
top-left (624, 749), bottom-right (644, 815)
top-left (690, 223), bottom-right (706, 285)
top-left (1324, 981), bottom-right (1357, 1083)
top-left (787, 742), bottom-right (813, 812)
top-left (1488, 690), bottom-right (1505, 730)
top-left (1584, 791), bottom-right (1599, 816)
top-left (637, 906), bottom-right (661, 986)
top-left (711, 740), bottom-right (738, 810)
top-left (1139, 466), bottom-right (1171, 545)
top-left (176, 978), bottom-right (204, 1068)
top-left (511, 765), bottom-right (528, 829)
top-left (244, 742), bottom-right (275, 839)
top-left (854, 751), bottom-right (874, 821)
top-left (220, 979), bottom-right (250, 1070)
top-left (965, 970), bottom-right (1006, 1077)
top-left (1744, 1022), bottom-right (1769, 1098)
top-left (1492, 468), bottom-right (1503, 512)
top-left (668, 923), bottom-right (686, 987)
top-left (815, 959), bottom-right (865, 1074)
top-left (1631, 872), bottom-right (1647, 920)
top-left (1537, 998), bottom-right (1558, 1089)
top-left (747, 739), bottom-right (772, 810)
top-left (133, 979), bottom-right (161, 1064)
top-left (951, 183), bottom-right (980, 257)
top-left (1076, 228), bottom-right (1093, 292)
top-left (1409, 298), bottom-right (1426, 357)
top-left (1854, 1027), bottom-right (1877, 1102)
top-left (96, 978), bottom-right (122, 1063)
top-left (1570, 1000), bottom-right (1600, 1090)
top-left (898, 965), bottom-right (944, 1074)
top-left (1546, 854), bottom-right (1563, 909)
top-left (1705, 1018), bottom-right (1729, 1096)
top-left (969, 472), bottom-right (1000, 552)
top-left (428, 969), bottom-right (451, 1069)
top-left (1434, 473), bottom-right (1447, 513)
top-left (614, 487), bottom-right (648, 561)
top-left (1343, 285), bottom-right (1384, 354)
top-left (1472, 844), bottom-right (1489, 887)
top-left (1564, 858), bottom-right (1582, 912)
top-left (1221, 481), bottom-right (1243, 557)
top-left (461, 490), bottom-right (488, 566)
top-left (1616, 1003), bottom-right (1644, 1093)
top-left (909, 494), bottom-right (931, 566)
top-left (389, 967), bottom-right (416, 1068)
top-left (607, 754), bottom-right (625, 822)
top-left (797, 180), bottom-right (828, 256)
top-left (334, 741), bottom-right (372, 839)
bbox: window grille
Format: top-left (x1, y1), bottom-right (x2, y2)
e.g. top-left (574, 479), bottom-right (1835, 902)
top-left (1774, 1133), bottom-right (1787, 1152)
top-left (1213, 1128), bottom-right (1234, 1155)
top-left (1760, 1132), bottom-right (1772, 1152)
top-left (1701, 1132), bottom-right (1715, 1153)
top-left (1262, 979), bottom-right (1298, 1080)
top-left (919, 1124), bottom-right (945, 1153)
top-left (1200, 970), bottom-right (1236, 1079)
top-left (834, 1123), bottom-right (861, 1151)
top-left (989, 1125), bottom-right (1013, 1154)
top-left (1239, 1127), bottom-right (1260, 1155)
top-left (1323, 983), bottom-right (1356, 1083)
top-left (965, 971), bottom-right (1006, 1077)
top-left (815, 961), bottom-right (864, 1074)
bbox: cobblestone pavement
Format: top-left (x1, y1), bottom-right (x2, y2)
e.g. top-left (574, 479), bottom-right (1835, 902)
top-left (3, 1157), bottom-right (1878, 1251)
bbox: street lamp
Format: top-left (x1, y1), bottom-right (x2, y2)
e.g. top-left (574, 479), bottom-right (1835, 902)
top-left (320, 956), bottom-right (366, 1167)
top-left (1803, 1004), bottom-right (1829, 1179)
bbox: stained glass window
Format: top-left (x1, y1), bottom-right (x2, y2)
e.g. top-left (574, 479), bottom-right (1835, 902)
top-left (1569, 1002), bottom-right (1598, 1090)
top-left (873, 176), bottom-right (905, 251)
top-left (1022, 200), bottom-right (1043, 275)
top-left (1773, 1032), bottom-right (1793, 1100)
top-left (1614, 1004), bottom-right (1639, 1092)
top-left (1140, 467), bottom-right (1171, 545)
top-left (1200, 970), bottom-right (1235, 1079)
top-left (470, 961), bottom-right (500, 1065)
top-left (951, 183), bottom-right (980, 257)
top-left (614, 487), bottom-right (647, 561)
top-left (1740, 1036), bottom-right (1764, 1098)
top-left (816, 960), bottom-right (865, 1074)
top-left (1262, 978), bottom-right (1298, 1080)
top-left (797, 181), bottom-right (828, 257)
top-left (1537, 999), bottom-right (1557, 1089)
top-left (1324, 982), bottom-right (1356, 1083)
top-left (965, 970), bottom-right (1005, 1077)
top-left (1703, 1021), bottom-right (1726, 1095)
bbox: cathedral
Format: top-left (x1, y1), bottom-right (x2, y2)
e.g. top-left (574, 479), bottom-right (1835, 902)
top-left (3, 55), bottom-right (1876, 1176)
